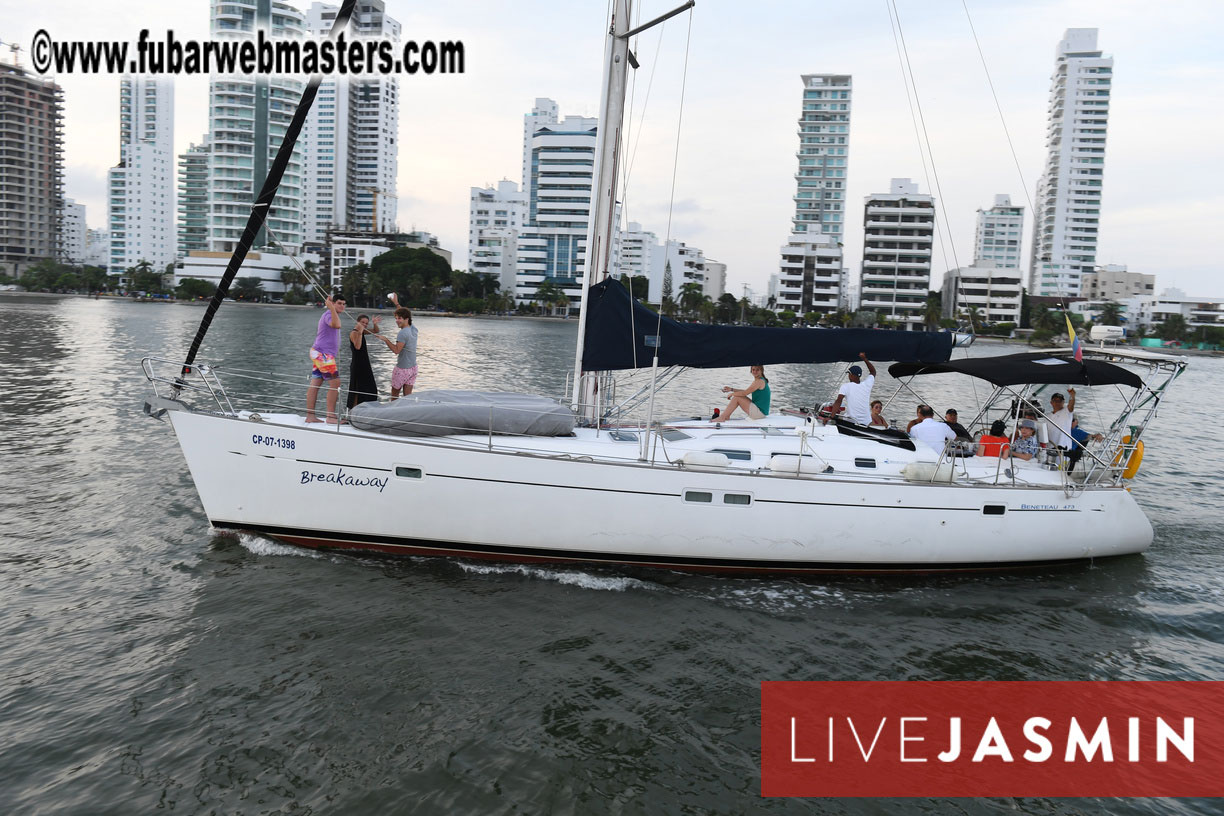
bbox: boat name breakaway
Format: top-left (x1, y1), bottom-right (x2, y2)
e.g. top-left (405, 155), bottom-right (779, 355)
top-left (300, 467), bottom-right (389, 493)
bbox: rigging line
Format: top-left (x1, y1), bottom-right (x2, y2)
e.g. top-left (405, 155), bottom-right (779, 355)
top-left (180, 0), bottom-right (357, 376)
top-left (960, 0), bottom-right (1034, 218)
top-left (656, 7), bottom-right (692, 334)
top-left (885, 1), bottom-right (968, 337)
top-left (888, 1), bottom-right (963, 299)
top-left (620, 21), bottom-right (667, 223)
top-left (619, 21), bottom-right (669, 372)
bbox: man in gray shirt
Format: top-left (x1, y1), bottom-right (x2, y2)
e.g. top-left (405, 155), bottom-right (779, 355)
top-left (380, 305), bottom-right (419, 399)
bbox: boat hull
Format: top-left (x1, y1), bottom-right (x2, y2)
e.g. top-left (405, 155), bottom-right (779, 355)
top-left (169, 409), bottom-right (1153, 573)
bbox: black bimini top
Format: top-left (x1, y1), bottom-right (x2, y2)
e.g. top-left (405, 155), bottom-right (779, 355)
top-left (888, 352), bottom-right (1144, 389)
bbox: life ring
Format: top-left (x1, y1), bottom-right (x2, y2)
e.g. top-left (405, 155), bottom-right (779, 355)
top-left (1112, 435), bottom-right (1144, 479)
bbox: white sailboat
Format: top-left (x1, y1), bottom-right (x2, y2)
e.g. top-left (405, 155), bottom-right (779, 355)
top-left (144, 0), bottom-right (1185, 573)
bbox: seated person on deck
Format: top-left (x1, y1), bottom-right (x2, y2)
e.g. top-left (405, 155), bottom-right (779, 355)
top-left (977, 420), bottom-right (1011, 458)
top-left (716, 365), bottom-right (770, 422)
top-left (1003, 419), bottom-right (1041, 461)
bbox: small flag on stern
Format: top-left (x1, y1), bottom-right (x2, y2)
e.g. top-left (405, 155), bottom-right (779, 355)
top-left (1066, 314), bottom-right (1082, 362)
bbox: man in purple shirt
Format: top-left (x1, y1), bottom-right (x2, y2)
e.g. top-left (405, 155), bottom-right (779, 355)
top-left (306, 294), bottom-right (346, 424)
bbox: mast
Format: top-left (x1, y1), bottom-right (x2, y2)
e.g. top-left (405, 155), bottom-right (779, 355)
top-left (570, 0), bottom-right (632, 418)
top-left (178, 0), bottom-right (357, 380)
top-left (570, 0), bottom-right (695, 420)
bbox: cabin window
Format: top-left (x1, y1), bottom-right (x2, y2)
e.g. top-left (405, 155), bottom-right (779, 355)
top-left (659, 429), bottom-right (692, 441)
top-left (608, 431), bottom-right (638, 442)
top-left (395, 466), bottom-right (423, 479)
top-left (684, 491), bottom-right (713, 503)
top-left (723, 494), bottom-right (752, 506)
top-left (772, 452), bottom-right (812, 459)
top-left (854, 458), bottom-right (877, 469)
top-left (709, 448), bottom-right (752, 461)
top-left (983, 504), bottom-right (1007, 516)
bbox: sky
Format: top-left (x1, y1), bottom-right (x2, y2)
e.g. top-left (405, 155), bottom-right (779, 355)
top-left (6, 0), bottom-right (1223, 298)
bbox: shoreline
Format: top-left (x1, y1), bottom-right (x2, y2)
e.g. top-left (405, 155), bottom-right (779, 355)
top-left (3, 291), bottom-right (1216, 352)
top-left (0, 290), bottom-right (573, 322)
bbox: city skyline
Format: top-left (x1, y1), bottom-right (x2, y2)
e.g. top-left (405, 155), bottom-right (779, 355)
top-left (10, 0), bottom-right (1221, 297)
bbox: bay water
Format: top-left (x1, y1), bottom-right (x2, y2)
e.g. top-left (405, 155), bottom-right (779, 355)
top-left (2, 294), bottom-right (1221, 814)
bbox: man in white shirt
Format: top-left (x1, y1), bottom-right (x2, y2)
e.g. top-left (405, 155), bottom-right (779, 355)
top-left (1045, 388), bottom-right (1076, 450)
top-left (829, 353), bottom-right (876, 425)
top-left (909, 405), bottom-right (957, 454)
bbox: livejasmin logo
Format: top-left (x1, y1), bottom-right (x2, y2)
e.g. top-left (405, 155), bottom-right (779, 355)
top-left (761, 681), bottom-right (1224, 797)
top-left (790, 712), bottom-right (1192, 764)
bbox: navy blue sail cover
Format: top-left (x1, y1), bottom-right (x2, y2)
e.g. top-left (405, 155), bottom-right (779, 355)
top-left (580, 279), bottom-right (954, 371)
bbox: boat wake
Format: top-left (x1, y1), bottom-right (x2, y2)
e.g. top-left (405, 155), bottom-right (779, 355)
top-left (233, 532), bottom-right (324, 559)
top-left (455, 560), bottom-right (656, 593)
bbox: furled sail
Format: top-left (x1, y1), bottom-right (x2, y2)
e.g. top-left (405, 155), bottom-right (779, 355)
top-left (579, 278), bottom-right (954, 371)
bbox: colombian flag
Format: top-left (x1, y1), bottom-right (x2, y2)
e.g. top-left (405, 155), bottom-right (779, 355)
top-left (1066, 314), bottom-right (1082, 362)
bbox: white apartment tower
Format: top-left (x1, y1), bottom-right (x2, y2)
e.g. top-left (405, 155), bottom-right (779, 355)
top-left (61, 198), bottom-right (87, 264)
top-left (108, 77), bottom-right (175, 275)
top-left (468, 180), bottom-right (527, 294)
top-left (302, 1), bottom-right (400, 242)
top-left (1029, 28), bottom-right (1112, 297)
top-left (515, 100), bottom-right (598, 310)
top-left (859, 178), bottom-right (935, 331)
top-left (974, 194), bottom-right (1023, 269)
top-left (777, 74), bottom-right (851, 317)
top-left (182, 0), bottom-right (306, 254)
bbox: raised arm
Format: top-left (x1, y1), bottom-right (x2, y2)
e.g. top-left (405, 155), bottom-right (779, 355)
top-left (859, 352), bottom-right (876, 377)
top-left (1067, 387), bottom-right (1077, 413)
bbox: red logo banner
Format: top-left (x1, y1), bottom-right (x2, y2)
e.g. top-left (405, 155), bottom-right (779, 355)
top-left (761, 681), bottom-right (1224, 797)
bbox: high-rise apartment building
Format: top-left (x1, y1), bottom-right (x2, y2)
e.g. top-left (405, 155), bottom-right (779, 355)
top-left (62, 197), bottom-right (86, 264)
top-left (302, 1), bottom-right (400, 242)
top-left (776, 74), bottom-right (851, 317)
top-left (468, 180), bottom-right (526, 294)
top-left (1029, 28), bottom-right (1112, 297)
top-left (515, 100), bottom-right (598, 311)
top-left (859, 178), bottom-right (935, 331)
top-left (178, 0), bottom-right (306, 255)
top-left (108, 77), bottom-right (175, 276)
top-left (177, 143), bottom-right (211, 255)
top-left (974, 194), bottom-right (1023, 269)
top-left (0, 61), bottom-right (63, 276)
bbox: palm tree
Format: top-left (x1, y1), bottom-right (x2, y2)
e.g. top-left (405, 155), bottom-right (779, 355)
top-left (924, 291), bottom-right (942, 330)
top-left (1099, 301), bottom-right (1124, 326)
top-left (679, 282), bottom-right (705, 319)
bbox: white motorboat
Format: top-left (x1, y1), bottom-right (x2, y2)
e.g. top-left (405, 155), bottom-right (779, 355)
top-left (143, 0), bottom-right (1185, 573)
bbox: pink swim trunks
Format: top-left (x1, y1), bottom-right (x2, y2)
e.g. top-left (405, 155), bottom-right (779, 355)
top-left (391, 365), bottom-right (418, 389)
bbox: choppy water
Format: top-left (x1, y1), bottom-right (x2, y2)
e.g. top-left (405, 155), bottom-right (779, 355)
top-left (1, 294), bottom-right (1221, 814)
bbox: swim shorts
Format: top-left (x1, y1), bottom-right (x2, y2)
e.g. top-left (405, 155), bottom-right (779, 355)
top-left (391, 365), bottom-right (418, 390)
top-left (309, 348), bottom-right (339, 380)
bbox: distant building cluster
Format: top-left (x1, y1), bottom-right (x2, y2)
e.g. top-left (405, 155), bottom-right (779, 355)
top-left (466, 98), bottom-right (725, 313)
top-left (2, 12), bottom-right (1216, 336)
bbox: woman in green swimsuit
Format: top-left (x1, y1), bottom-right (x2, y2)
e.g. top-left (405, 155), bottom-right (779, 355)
top-left (716, 364), bottom-right (770, 422)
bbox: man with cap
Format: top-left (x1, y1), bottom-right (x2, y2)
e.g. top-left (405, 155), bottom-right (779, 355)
top-left (908, 404), bottom-right (957, 454)
top-left (829, 352), bottom-right (876, 425)
top-left (1046, 388), bottom-right (1077, 453)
